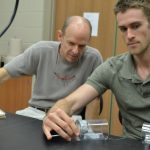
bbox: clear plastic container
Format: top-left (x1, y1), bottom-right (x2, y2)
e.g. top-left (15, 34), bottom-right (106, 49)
top-left (75, 119), bottom-right (109, 140)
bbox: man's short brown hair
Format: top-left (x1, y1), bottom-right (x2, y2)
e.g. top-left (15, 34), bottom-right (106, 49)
top-left (114, 0), bottom-right (150, 22)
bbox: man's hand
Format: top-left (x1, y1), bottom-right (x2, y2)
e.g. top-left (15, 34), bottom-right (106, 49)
top-left (0, 68), bottom-right (11, 84)
top-left (43, 108), bottom-right (80, 141)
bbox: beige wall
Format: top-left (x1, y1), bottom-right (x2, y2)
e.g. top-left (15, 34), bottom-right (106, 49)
top-left (0, 0), bottom-right (55, 55)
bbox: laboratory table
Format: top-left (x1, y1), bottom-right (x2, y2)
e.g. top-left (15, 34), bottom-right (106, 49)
top-left (0, 113), bottom-right (146, 150)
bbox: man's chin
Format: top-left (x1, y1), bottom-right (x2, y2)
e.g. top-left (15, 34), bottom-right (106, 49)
top-left (68, 58), bottom-right (79, 63)
top-left (67, 56), bottom-right (79, 62)
top-left (129, 49), bottom-right (142, 55)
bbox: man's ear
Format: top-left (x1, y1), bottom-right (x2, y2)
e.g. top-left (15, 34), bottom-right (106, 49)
top-left (57, 30), bottom-right (63, 41)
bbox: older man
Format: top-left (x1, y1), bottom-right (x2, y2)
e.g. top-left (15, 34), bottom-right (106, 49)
top-left (0, 16), bottom-right (102, 119)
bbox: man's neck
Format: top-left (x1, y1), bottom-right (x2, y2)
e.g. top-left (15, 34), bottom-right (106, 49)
top-left (133, 50), bottom-right (150, 81)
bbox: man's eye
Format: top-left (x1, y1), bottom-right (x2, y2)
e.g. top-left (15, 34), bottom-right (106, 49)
top-left (131, 23), bottom-right (141, 30)
top-left (79, 45), bottom-right (86, 49)
top-left (119, 27), bottom-right (127, 33)
top-left (68, 42), bottom-right (74, 46)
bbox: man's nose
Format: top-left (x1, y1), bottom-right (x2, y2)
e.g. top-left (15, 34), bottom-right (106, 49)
top-left (72, 45), bottom-right (79, 54)
top-left (126, 28), bottom-right (135, 40)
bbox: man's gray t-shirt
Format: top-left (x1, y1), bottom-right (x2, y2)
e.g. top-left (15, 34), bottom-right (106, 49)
top-left (4, 41), bottom-right (102, 108)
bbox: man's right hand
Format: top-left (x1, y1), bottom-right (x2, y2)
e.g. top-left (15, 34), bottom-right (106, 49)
top-left (42, 108), bottom-right (80, 141)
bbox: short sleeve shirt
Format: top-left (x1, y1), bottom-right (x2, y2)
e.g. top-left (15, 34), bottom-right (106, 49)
top-left (86, 52), bottom-right (150, 139)
top-left (4, 41), bottom-right (103, 108)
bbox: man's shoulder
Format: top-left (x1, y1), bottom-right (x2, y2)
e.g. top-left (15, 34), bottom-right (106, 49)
top-left (85, 46), bottom-right (100, 55)
top-left (84, 46), bottom-right (102, 61)
top-left (32, 41), bottom-right (59, 49)
top-left (109, 52), bottom-right (129, 62)
top-left (26, 41), bottom-right (60, 55)
top-left (105, 52), bottom-right (129, 69)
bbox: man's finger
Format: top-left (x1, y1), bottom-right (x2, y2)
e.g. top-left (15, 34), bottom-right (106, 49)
top-left (43, 117), bottom-right (53, 140)
top-left (56, 109), bottom-right (80, 136)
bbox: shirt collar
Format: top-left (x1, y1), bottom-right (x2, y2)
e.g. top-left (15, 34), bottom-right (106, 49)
top-left (119, 53), bottom-right (142, 83)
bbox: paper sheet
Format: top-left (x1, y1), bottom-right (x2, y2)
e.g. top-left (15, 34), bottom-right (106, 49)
top-left (0, 109), bottom-right (6, 118)
top-left (16, 107), bottom-right (46, 120)
top-left (83, 12), bottom-right (100, 36)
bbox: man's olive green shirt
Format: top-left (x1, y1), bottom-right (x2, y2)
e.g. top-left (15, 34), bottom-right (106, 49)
top-left (86, 52), bottom-right (150, 139)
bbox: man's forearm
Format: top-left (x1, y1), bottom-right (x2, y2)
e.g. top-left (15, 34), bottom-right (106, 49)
top-left (49, 84), bottom-right (98, 116)
top-left (49, 98), bottom-right (75, 116)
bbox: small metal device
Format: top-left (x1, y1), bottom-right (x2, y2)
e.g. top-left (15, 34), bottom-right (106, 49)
top-left (142, 123), bottom-right (150, 145)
